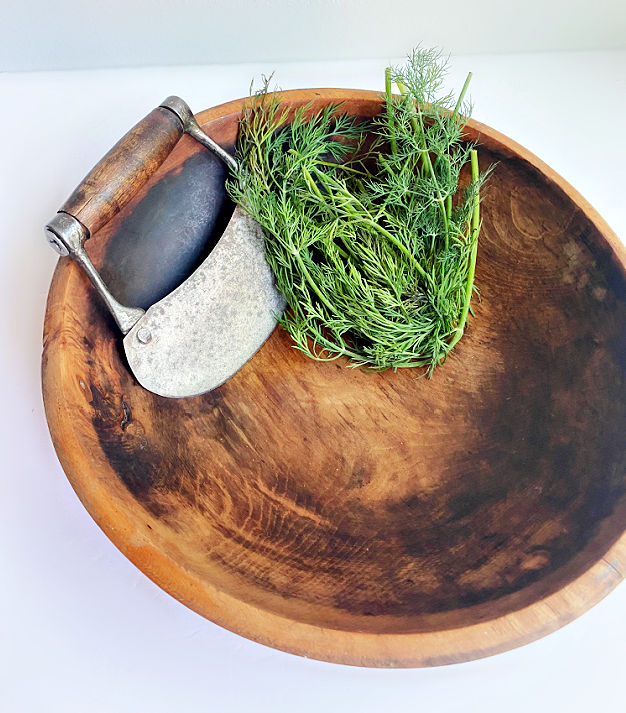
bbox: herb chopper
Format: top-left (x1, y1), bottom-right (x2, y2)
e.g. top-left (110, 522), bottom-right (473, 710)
top-left (45, 96), bottom-right (285, 398)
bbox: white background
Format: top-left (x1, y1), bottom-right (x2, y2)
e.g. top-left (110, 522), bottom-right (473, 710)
top-left (1, 7), bottom-right (625, 711)
top-left (1, 0), bottom-right (626, 71)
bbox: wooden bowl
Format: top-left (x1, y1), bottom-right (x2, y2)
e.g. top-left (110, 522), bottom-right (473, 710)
top-left (42, 89), bottom-right (626, 667)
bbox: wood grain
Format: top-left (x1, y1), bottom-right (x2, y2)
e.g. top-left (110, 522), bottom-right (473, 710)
top-left (42, 90), bottom-right (626, 667)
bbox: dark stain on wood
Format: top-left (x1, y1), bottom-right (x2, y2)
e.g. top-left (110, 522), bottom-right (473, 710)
top-left (120, 400), bottom-right (131, 430)
top-left (76, 140), bottom-right (626, 623)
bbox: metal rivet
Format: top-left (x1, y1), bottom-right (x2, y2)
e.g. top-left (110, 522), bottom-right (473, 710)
top-left (137, 327), bottom-right (152, 344)
top-left (45, 229), bottom-right (69, 257)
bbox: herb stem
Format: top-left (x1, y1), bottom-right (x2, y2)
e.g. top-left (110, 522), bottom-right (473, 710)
top-left (294, 250), bottom-right (337, 315)
top-left (396, 79), bottom-right (450, 249)
top-left (301, 165), bottom-right (324, 201)
top-left (309, 165), bottom-right (432, 284)
top-left (316, 160), bottom-right (368, 177)
top-left (385, 67), bottom-right (397, 155)
top-left (452, 71), bottom-right (472, 119)
top-left (447, 149), bottom-right (479, 351)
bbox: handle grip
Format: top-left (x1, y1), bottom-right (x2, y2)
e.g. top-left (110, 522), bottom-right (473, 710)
top-left (60, 106), bottom-right (183, 237)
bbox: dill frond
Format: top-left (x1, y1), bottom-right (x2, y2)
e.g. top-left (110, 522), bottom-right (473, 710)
top-left (227, 49), bottom-right (492, 374)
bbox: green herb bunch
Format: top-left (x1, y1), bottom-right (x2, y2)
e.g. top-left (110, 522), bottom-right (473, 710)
top-left (227, 48), bottom-right (491, 373)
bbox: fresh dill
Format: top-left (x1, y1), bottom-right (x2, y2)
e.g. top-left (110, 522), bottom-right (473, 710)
top-left (227, 48), bottom-right (491, 374)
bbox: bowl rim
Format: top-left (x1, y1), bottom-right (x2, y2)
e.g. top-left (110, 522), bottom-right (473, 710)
top-left (42, 88), bottom-right (626, 667)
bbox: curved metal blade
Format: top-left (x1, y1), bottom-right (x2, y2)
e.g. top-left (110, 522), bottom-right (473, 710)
top-left (123, 206), bottom-right (285, 398)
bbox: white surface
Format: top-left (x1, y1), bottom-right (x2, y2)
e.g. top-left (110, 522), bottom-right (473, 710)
top-left (0, 51), bottom-right (624, 713)
top-left (2, 0), bottom-right (626, 71)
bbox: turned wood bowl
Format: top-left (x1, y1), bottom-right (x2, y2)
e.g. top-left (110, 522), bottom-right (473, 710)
top-left (42, 89), bottom-right (626, 667)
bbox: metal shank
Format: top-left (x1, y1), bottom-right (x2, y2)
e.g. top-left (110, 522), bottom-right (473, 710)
top-left (45, 213), bottom-right (145, 334)
top-left (160, 96), bottom-right (239, 172)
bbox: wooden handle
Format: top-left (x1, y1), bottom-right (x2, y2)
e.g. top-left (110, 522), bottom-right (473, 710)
top-left (61, 107), bottom-right (183, 237)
